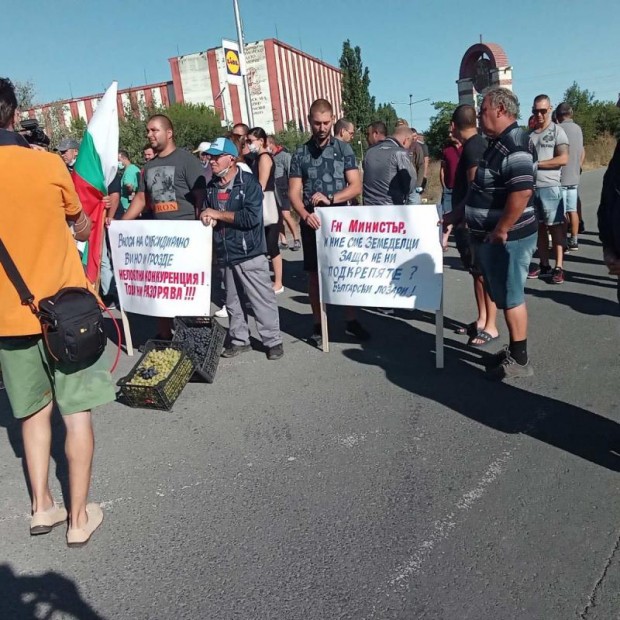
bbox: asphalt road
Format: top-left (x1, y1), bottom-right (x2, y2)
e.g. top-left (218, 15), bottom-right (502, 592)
top-left (1, 168), bottom-right (618, 620)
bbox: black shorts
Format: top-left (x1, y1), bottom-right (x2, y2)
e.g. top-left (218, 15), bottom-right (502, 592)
top-left (265, 223), bottom-right (280, 259)
top-left (454, 227), bottom-right (481, 276)
top-left (300, 221), bottom-right (318, 272)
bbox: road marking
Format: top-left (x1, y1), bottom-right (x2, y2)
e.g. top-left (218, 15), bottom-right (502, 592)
top-left (389, 450), bottom-right (513, 588)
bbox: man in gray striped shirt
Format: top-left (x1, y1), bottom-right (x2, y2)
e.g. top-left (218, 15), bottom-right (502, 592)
top-left (465, 87), bottom-right (538, 380)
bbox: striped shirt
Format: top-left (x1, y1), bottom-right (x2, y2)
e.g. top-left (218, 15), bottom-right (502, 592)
top-left (465, 122), bottom-right (537, 241)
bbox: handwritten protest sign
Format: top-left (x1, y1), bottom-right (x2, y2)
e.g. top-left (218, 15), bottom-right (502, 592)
top-left (315, 205), bottom-right (443, 311)
top-left (109, 221), bottom-right (212, 318)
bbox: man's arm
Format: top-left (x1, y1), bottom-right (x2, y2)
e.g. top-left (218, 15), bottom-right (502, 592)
top-left (122, 192), bottom-right (146, 220)
top-left (105, 191), bottom-right (121, 222)
top-left (439, 159), bottom-right (446, 189)
top-left (444, 164), bottom-right (478, 229)
top-left (488, 189), bottom-right (533, 243)
top-left (414, 145), bottom-right (425, 187)
top-left (394, 151), bottom-right (417, 204)
top-left (537, 143), bottom-right (569, 169)
top-left (202, 175), bottom-right (263, 230)
top-left (580, 146), bottom-right (586, 168)
top-left (66, 211), bottom-right (92, 241)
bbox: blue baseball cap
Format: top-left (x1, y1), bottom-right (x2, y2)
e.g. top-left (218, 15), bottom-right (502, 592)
top-left (206, 137), bottom-right (238, 157)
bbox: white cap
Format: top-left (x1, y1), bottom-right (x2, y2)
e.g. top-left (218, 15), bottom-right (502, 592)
top-left (193, 141), bottom-right (211, 154)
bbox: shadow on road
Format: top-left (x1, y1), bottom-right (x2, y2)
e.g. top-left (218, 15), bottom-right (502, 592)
top-left (0, 564), bottom-right (105, 620)
top-left (0, 393), bottom-right (70, 510)
top-left (525, 286), bottom-right (620, 316)
top-left (342, 316), bottom-right (620, 472)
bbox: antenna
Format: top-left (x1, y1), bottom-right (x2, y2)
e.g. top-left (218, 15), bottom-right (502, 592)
top-left (275, 23), bottom-right (279, 40)
top-left (479, 34), bottom-right (483, 43)
top-left (144, 69), bottom-right (148, 84)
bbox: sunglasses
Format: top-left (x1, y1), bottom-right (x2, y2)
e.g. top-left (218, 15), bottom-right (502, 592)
top-left (532, 108), bottom-right (548, 115)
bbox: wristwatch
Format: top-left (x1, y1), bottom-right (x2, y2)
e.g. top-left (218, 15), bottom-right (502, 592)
top-left (328, 193), bottom-right (335, 205)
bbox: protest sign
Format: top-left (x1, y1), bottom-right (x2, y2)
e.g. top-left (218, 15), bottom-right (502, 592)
top-left (315, 205), bottom-right (443, 310)
top-left (315, 204), bottom-right (444, 366)
top-left (109, 221), bottom-right (212, 319)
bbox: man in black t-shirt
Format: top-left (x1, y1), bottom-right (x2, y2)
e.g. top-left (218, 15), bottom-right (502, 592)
top-left (122, 115), bottom-right (206, 339)
top-left (444, 104), bottom-right (498, 348)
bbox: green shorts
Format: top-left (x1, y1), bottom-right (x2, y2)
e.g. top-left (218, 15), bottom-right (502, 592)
top-left (0, 336), bottom-right (116, 419)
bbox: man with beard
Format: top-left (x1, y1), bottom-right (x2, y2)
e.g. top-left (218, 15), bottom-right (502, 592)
top-left (122, 114), bottom-right (206, 338)
top-left (288, 99), bottom-right (368, 348)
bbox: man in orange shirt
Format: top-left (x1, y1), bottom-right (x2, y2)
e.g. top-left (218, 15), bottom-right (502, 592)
top-left (0, 78), bottom-right (115, 547)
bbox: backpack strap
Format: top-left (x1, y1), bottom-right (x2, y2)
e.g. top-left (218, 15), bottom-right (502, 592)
top-left (0, 239), bottom-right (37, 312)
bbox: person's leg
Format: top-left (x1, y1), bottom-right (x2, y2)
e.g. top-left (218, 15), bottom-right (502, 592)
top-left (237, 255), bottom-right (282, 348)
top-left (99, 240), bottom-right (115, 300)
top-left (308, 271), bottom-right (321, 324)
top-left (21, 402), bottom-right (55, 513)
top-left (224, 265), bottom-right (250, 346)
top-left (156, 318), bottom-right (173, 340)
top-left (62, 411), bottom-right (94, 529)
top-left (473, 275), bottom-right (487, 328)
top-left (272, 254), bottom-right (283, 292)
top-left (483, 290), bottom-right (498, 337)
top-left (537, 223), bottom-right (550, 267)
top-left (282, 210), bottom-right (299, 242)
top-left (550, 224), bottom-right (564, 269)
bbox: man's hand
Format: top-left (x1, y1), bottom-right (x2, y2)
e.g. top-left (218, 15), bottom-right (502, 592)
top-left (311, 192), bottom-right (330, 207)
top-left (200, 208), bottom-right (219, 227)
top-left (486, 228), bottom-right (508, 245)
top-left (304, 212), bottom-right (321, 230)
top-left (102, 195), bottom-right (112, 209)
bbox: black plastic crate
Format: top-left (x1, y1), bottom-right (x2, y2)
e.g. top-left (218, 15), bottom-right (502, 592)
top-left (117, 340), bottom-right (195, 411)
top-left (172, 317), bottom-right (226, 383)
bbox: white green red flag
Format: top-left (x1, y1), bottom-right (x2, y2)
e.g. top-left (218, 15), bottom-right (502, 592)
top-left (72, 81), bottom-right (119, 284)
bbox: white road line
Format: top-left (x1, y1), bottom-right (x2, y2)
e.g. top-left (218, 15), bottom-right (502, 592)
top-left (389, 450), bottom-right (513, 588)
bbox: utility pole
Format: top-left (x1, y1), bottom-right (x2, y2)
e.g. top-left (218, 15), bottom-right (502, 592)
top-left (233, 0), bottom-right (254, 127)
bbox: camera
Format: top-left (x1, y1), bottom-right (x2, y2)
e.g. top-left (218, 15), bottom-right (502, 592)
top-left (19, 118), bottom-right (50, 148)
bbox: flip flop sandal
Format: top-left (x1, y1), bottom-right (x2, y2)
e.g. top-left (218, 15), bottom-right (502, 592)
top-left (455, 321), bottom-right (479, 336)
top-left (468, 330), bottom-right (499, 348)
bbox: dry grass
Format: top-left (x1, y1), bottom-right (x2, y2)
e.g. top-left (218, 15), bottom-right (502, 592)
top-left (583, 133), bottom-right (617, 170)
top-left (422, 160), bottom-right (442, 205)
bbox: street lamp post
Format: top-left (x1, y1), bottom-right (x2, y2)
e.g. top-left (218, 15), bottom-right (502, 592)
top-left (233, 0), bottom-right (254, 127)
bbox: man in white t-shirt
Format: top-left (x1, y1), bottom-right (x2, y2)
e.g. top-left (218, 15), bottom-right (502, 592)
top-left (527, 94), bottom-right (569, 284)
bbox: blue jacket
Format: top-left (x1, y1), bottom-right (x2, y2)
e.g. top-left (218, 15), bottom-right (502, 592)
top-left (206, 167), bottom-right (266, 266)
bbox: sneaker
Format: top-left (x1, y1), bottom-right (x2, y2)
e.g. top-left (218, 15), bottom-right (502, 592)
top-left (266, 343), bottom-right (284, 360)
top-left (274, 286), bottom-right (285, 295)
top-left (567, 237), bottom-right (578, 252)
top-left (308, 325), bottom-right (323, 349)
top-left (539, 265), bottom-right (553, 280)
top-left (483, 345), bottom-right (510, 369)
top-left (486, 353), bottom-right (534, 380)
top-left (551, 266), bottom-right (565, 284)
top-left (345, 320), bottom-right (370, 341)
top-left (214, 306), bottom-right (228, 318)
top-left (291, 239), bottom-right (301, 252)
top-left (278, 240), bottom-right (289, 250)
top-left (221, 344), bottom-right (251, 358)
top-left (527, 263), bottom-right (541, 279)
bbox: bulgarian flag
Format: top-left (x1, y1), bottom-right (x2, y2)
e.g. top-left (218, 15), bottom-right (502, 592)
top-left (72, 81), bottom-right (119, 285)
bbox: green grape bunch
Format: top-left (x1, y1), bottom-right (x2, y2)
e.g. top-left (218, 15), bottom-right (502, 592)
top-left (129, 348), bottom-right (182, 387)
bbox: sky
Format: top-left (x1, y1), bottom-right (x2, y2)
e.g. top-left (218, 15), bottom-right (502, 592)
top-left (3, 0), bottom-right (620, 130)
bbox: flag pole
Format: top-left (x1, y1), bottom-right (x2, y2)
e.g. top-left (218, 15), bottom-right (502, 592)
top-left (233, 0), bottom-right (254, 127)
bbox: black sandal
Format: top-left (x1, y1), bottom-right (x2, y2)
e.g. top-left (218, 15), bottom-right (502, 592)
top-left (455, 322), bottom-right (479, 337)
top-left (468, 330), bottom-right (499, 348)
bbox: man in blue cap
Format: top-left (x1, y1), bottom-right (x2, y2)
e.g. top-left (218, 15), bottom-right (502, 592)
top-left (201, 137), bottom-right (283, 360)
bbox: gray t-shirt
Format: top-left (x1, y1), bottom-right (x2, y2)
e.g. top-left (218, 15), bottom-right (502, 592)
top-left (529, 122), bottom-right (569, 187)
top-left (559, 120), bottom-right (583, 186)
top-left (138, 148), bottom-right (205, 220)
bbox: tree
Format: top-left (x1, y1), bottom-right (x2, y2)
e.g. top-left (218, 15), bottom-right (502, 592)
top-left (14, 80), bottom-right (35, 109)
top-left (274, 121), bottom-right (309, 153)
top-left (425, 101), bottom-right (457, 158)
top-left (118, 102), bottom-right (223, 163)
top-left (339, 40), bottom-right (376, 131)
top-left (375, 103), bottom-right (398, 134)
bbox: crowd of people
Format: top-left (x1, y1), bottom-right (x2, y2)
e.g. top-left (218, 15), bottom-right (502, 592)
top-left (1, 70), bottom-right (619, 550)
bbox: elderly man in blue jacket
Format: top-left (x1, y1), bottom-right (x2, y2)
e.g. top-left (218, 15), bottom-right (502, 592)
top-left (201, 137), bottom-right (283, 360)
